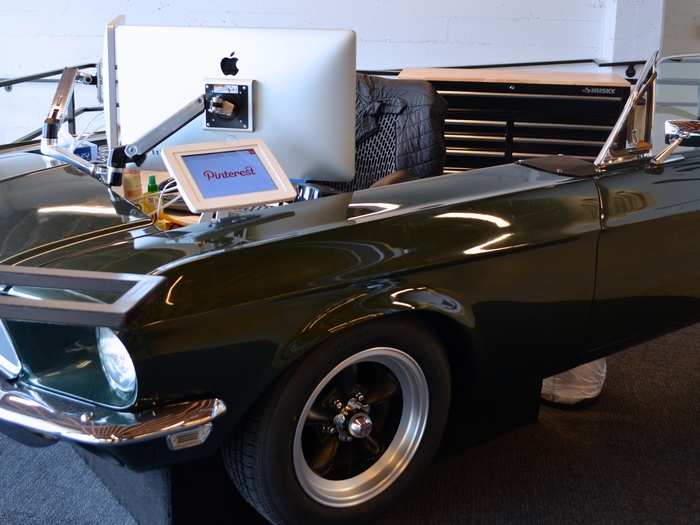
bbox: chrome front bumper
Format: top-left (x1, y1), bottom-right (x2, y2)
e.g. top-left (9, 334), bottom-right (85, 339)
top-left (0, 376), bottom-right (226, 447)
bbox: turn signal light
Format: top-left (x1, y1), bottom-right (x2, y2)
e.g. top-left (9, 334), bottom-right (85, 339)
top-left (166, 423), bottom-right (213, 451)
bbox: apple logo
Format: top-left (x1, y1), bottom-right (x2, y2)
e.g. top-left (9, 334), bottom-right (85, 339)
top-left (220, 52), bottom-right (239, 76)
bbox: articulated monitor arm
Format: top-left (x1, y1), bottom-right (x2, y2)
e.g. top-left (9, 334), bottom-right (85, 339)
top-left (106, 95), bottom-right (207, 186)
top-left (40, 67), bottom-right (209, 187)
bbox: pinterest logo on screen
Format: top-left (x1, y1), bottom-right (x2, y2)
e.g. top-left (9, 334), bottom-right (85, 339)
top-left (184, 149), bottom-right (277, 198)
top-left (202, 165), bottom-right (256, 181)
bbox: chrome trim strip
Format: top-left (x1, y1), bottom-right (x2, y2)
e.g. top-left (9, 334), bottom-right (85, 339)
top-left (0, 265), bottom-right (166, 328)
top-left (444, 133), bottom-right (505, 142)
top-left (514, 121), bottom-right (613, 131)
top-left (445, 118), bottom-right (507, 127)
top-left (513, 137), bottom-right (605, 146)
top-left (0, 321), bottom-right (20, 380)
top-left (0, 376), bottom-right (227, 446)
top-left (512, 152), bottom-right (552, 158)
top-left (446, 148), bottom-right (504, 157)
top-left (512, 152), bottom-right (597, 160)
top-left (438, 90), bottom-right (622, 102)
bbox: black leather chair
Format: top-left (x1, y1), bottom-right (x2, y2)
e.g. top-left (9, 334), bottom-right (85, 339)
top-left (308, 74), bottom-right (447, 195)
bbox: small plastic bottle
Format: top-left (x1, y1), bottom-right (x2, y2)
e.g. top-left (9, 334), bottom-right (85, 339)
top-left (122, 169), bottom-right (143, 202)
top-left (140, 175), bottom-right (160, 215)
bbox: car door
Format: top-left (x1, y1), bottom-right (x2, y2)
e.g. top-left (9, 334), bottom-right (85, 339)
top-left (591, 54), bottom-right (700, 349)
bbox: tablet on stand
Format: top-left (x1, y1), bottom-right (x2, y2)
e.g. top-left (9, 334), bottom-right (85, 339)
top-left (160, 139), bottom-right (297, 221)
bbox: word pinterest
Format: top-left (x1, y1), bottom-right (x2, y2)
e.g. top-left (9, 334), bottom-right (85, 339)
top-left (202, 166), bottom-right (256, 180)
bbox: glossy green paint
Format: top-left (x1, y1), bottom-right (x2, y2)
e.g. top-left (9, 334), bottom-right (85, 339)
top-left (0, 152), bottom-right (604, 467)
top-left (593, 150), bottom-right (700, 348)
top-left (0, 158), bottom-right (149, 263)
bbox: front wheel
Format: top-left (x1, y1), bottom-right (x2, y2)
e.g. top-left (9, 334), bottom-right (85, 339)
top-left (223, 319), bottom-right (451, 525)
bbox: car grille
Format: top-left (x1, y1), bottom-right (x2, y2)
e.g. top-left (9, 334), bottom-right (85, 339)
top-left (0, 321), bottom-right (20, 379)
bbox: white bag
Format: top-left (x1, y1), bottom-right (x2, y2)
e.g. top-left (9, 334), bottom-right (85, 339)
top-left (541, 358), bottom-right (607, 405)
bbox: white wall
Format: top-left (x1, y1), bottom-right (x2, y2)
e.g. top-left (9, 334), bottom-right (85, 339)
top-left (0, 0), bottom-right (665, 143)
top-left (0, 0), bottom-right (665, 75)
top-left (600, 0), bottom-right (665, 62)
top-left (661, 0), bottom-right (700, 55)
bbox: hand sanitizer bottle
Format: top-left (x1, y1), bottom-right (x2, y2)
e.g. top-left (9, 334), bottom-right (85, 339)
top-left (140, 175), bottom-right (160, 215)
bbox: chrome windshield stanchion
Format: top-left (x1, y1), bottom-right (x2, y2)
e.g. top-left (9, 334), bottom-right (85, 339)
top-left (39, 67), bottom-right (101, 179)
top-left (594, 51), bottom-right (658, 169)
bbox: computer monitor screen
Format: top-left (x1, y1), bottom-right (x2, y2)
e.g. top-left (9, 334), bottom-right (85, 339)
top-left (161, 139), bottom-right (297, 212)
top-left (111, 25), bottom-right (356, 182)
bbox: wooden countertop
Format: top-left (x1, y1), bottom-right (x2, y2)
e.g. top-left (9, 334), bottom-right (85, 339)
top-left (398, 67), bottom-right (629, 87)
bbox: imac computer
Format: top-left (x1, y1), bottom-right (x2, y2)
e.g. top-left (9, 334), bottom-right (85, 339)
top-left (108, 24), bottom-right (356, 182)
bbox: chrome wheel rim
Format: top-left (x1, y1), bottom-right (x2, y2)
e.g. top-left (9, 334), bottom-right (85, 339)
top-left (292, 347), bottom-right (429, 508)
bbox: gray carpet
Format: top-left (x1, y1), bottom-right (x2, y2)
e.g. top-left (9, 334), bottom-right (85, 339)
top-left (0, 439), bottom-right (136, 525)
top-left (3, 324), bottom-right (700, 524)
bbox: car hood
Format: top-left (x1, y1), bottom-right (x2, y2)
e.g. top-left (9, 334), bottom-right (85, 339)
top-left (0, 152), bottom-right (150, 265)
top-left (3, 159), bottom-right (575, 275)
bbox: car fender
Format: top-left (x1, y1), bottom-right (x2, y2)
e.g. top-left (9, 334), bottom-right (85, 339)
top-left (282, 280), bottom-right (478, 363)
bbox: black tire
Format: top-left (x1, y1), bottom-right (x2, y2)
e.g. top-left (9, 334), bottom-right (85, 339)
top-left (222, 317), bottom-right (451, 525)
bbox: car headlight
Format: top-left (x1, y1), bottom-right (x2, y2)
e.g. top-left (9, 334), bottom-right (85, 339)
top-left (96, 327), bottom-right (137, 399)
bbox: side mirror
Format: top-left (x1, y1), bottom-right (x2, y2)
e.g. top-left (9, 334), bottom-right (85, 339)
top-left (655, 120), bottom-right (700, 164)
top-left (665, 120), bottom-right (700, 148)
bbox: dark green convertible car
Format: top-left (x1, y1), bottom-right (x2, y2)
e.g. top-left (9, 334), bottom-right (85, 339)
top-left (1, 52), bottom-right (700, 524)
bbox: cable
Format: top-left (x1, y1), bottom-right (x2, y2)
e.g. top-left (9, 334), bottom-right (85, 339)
top-left (162, 195), bottom-right (183, 212)
top-left (64, 110), bottom-right (105, 153)
top-left (156, 179), bottom-right (178, 217)
top-left (156, 179), bottom-right (179, 219)
top-left (74, 111), bottom-right (104, 144)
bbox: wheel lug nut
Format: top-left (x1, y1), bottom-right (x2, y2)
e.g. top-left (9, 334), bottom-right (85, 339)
top-left (334, 400), bottom-right (343, 410)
